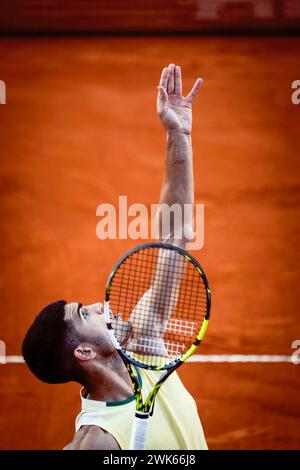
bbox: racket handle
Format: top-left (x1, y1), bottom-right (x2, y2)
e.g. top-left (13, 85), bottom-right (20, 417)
top-left (129, 412), bottom-right (149, 450)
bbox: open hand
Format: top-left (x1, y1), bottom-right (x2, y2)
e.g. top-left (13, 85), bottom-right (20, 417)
top-left (157, 63), bottom-right (202, 135)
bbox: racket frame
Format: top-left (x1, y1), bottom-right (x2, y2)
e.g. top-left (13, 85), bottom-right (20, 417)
top-left (104, 242), bottom-right (211, 448)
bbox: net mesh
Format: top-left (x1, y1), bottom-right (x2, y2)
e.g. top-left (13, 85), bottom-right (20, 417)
top-left (108, 245), bottom-right (209, 367)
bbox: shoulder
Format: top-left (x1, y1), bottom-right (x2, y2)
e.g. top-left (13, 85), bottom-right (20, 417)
top-left (63, 425), bottom-right (120, 450)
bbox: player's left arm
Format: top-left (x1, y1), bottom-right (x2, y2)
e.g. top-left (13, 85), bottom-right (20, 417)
top-left (146, 63), bottom-right (202, 330)
top-left (156, 62), bottom-right (202, 250)
top-left (128, 64), bottom-right (203, 346)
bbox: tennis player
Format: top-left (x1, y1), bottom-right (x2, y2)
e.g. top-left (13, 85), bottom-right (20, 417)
top-left (22, 63), bottom-right (208, 450)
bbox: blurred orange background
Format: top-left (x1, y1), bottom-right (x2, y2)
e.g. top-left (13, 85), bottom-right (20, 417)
top-left (0, 0), bottom-right (300, 450)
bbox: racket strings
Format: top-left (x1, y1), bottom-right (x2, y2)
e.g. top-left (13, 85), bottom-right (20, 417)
top-left (109, 246), bottom-right (208, 367)
top-left (129, 337), bottom-right (185, 357)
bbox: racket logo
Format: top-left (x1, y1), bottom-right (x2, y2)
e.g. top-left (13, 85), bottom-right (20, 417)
top-left (166, 318), bottom-right (196, 336)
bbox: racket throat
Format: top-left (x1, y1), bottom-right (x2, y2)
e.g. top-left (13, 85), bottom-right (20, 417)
top-left (149, 399), bottom-right (156, 417)
top-left (137, 400), bottom-right (155, 416)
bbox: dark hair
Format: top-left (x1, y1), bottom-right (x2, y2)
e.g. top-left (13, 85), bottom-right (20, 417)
top-left (22, 300), bottom-right (81, 384)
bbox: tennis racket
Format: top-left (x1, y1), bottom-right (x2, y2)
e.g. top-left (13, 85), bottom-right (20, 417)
top-left (104, 242), bottom-right (211, 450)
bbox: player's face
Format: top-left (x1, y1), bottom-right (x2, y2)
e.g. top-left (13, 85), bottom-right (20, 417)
top-left (64, 302), bottom-right (114, 355)
top-left (64, 302), bottom-right (131, 355)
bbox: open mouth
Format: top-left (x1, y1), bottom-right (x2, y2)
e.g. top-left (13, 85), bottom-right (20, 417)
top-left (110, 313), bottom-right (132, 346)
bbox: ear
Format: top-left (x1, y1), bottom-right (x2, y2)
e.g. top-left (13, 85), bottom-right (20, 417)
top-left (74, 343), bottom-right (97, 362)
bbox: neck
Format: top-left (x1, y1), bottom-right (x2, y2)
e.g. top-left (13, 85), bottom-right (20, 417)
top-left (82, 353), bottom-right (133, 403)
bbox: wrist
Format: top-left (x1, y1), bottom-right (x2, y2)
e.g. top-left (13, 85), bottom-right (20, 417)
top-left (167, 130), bottom-right (192, 143)
top-left (167, 129), bottom-right (191, 136)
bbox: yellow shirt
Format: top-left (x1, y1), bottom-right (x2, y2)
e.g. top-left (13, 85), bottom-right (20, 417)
top-left (75, 368), bottom-right (208, 450)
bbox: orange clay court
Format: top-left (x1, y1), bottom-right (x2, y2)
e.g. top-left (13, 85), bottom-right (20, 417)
top-left (0, 35), bottom-right (299, 449)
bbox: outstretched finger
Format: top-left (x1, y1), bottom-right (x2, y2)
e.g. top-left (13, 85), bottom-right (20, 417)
top-left (159, 67), bottom-right (169, 89)
top-left (174, 65), bottom-right (182, 95)
top-left (167, 63), bottom-right (175, 94)
top-left (186, 78), bottom-right (203, 103)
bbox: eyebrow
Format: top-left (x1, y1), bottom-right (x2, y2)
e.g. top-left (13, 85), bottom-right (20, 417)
top-left (77, 303), bottom-right (83, 318)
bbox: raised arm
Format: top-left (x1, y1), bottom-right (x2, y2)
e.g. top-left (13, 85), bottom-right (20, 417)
top-left (142, 64), bottom-right (202, 336)
top-left (156, 63), bottom-right (202, 248)
top-left (127, 65), bottom-right (202, 353)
